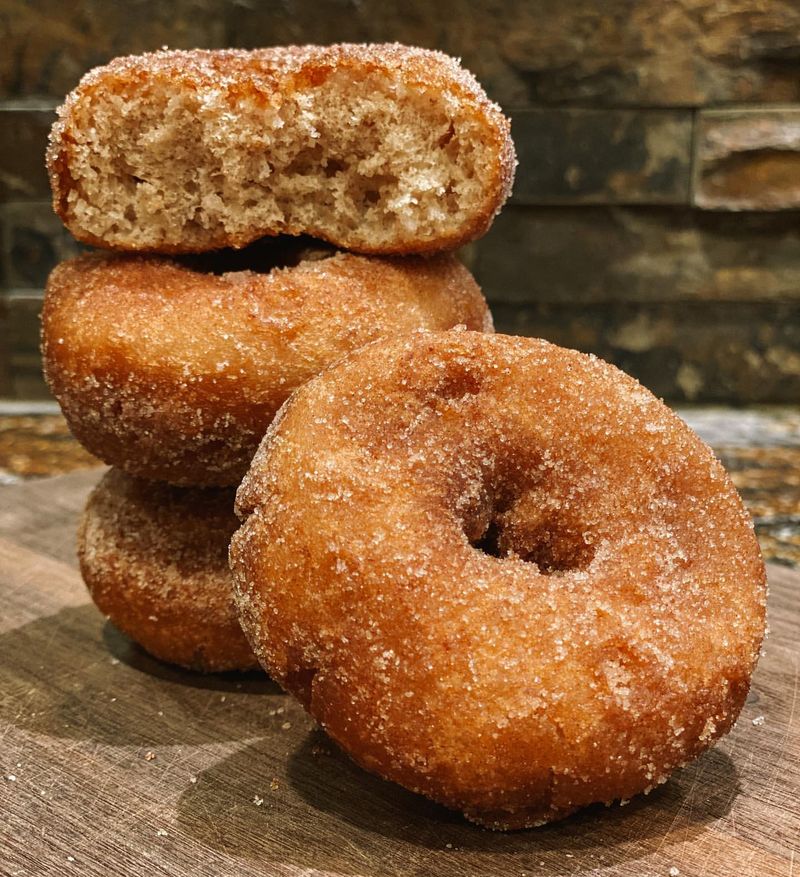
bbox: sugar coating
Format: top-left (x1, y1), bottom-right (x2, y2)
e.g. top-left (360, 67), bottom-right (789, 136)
top-left (41, 246), bottom-right (492, 487)
top-left (48, 44), bottom-right (515, 254)
top-left (79, 468), bottom-right (257, 672)
top-left (229, 330), bottom-right (767, 829)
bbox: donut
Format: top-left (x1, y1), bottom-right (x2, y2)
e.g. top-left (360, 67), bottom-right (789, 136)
top-left (229, 329), bottom-right (766, 829)
top-left (41, 246), bottom-right (492, 487)
top-left (78, 468), bottom-right (257, 673)
top-left (47, 44), bottom-right (515, 255)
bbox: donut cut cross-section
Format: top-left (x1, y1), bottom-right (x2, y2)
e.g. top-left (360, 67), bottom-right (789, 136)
top-left (48, 44), bottom-right (515, 254)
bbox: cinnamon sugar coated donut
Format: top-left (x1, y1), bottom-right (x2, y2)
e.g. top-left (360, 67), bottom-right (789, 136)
top-left (230, 330), bottom-right (766, 829)
top-left (79, 468), bottom-right (257, 672)
top-left (48, 44), bottom-right (515, 254)
top-left (42, 246), bottom-right (492, 486)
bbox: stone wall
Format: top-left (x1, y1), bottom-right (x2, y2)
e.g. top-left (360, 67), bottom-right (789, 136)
top-left (2, 0), bottom-right (799, 401)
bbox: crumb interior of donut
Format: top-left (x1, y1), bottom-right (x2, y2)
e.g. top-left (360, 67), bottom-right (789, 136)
top-left (64, 70), bottom-right (490, 250)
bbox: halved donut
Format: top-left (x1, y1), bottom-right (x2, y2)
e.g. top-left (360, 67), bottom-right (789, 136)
top-left (48, 44), bottom-right (515, 254)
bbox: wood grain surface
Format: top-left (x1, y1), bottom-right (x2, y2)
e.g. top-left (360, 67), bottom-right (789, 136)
top-left (1, 469), bottom-right (798, 877)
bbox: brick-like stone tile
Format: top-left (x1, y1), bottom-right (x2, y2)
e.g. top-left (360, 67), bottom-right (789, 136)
top-left (511, 109), bottom-right (692, 205)
top-left (0, 295), bottom-right (49, 399)
top-left (0, 298), bottom-right (13, 396)
top-left (0, 201), bottom-right (81, 289)
top-left (472, 206), bottom-right (800, 304)
top-left (495, 0), bottom-right (800, 107)
top-left (1, 0), bottom-right (227, 100)
top-left (489, 299), bottom-right (800, 403)
top-left (694, 108), bottom-right (800, 210)
top-left (0, 105), bottom-right (56, 200)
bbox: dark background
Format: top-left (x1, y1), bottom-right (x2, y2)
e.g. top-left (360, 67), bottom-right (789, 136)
top-left (2, 0), bottom-right (800, 402)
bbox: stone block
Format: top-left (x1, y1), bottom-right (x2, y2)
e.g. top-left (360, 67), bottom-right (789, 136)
top-left (1, 0), bottom-right (227, 100)
top-left (489, 300), bottom-right (800, 404)
top-left (0, 299), bottom-right (12, 396)
top-left (471, 207), bottom-right (800, 304)
top-left (0, 295), bottom-right (49, 400)
top-left (0, 202), bottom-right (82, 290)
top-left (511, 109), bottom-right (691, 205)
top-left (694, 109), bottom-right (800, 210)
top-left (0, 105), bottom-right (55, 201)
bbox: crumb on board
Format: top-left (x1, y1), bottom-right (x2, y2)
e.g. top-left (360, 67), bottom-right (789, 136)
top-left (752, 715), bottom-right (765, 726)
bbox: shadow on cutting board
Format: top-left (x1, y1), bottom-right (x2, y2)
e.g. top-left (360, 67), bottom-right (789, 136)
top-left (176, 727), bottom-right (740, 876)
top-left (0, 603), bottom-right (282, 747)
top-left (101, 618), bottom-right (274, 694)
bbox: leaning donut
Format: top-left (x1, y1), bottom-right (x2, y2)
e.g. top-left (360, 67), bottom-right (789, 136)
top-left (42, 247), bottom-right (492, 486)
top-left (230, 329), bottom-right (766, 829)
top-left (79, 468), bottom-right (256, 673)
top-left (48, 44), bottom-right (514, 254)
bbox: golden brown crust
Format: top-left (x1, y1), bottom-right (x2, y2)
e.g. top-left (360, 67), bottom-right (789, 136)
top-left (41, 247), bottom-right (492, 487)
top-left (230, 330), bottom-right (767, 829)
top-left (78, 468), bottom-right (257, 673)
top-left (48, 44), bottom-right (515, 254)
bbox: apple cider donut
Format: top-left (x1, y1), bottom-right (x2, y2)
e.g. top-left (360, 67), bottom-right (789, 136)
top-left (47, 44), bottom-right (515, 254)
top-left (42, 247), bottom-right (492, 487)
top-left (230, 330), bottom-right (766, 829)
top-left (79, 468), bottom-right (257, 673)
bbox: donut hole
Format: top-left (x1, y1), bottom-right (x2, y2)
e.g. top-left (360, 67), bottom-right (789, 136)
top-left (470, 519), bottom-right (504, 557)
top-left (466, 485), bottom-right (595, 574)
top-left (470, 512), bottom-right (594, 574)
top-left (502, 513), bottom-right (596, 573)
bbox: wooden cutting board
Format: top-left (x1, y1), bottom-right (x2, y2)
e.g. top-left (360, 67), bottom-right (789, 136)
top-left (1, 469), bottom-right (798, 877)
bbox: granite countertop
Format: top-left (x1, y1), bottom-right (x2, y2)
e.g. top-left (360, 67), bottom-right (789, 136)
top-left (1, 406), bottom-right (798, 566)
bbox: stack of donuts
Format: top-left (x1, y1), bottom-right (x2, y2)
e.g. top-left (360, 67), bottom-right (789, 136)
top-left (43, 44), bottom-right (767, 830)
top-left (42, 44), bottom-right (507, 672)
